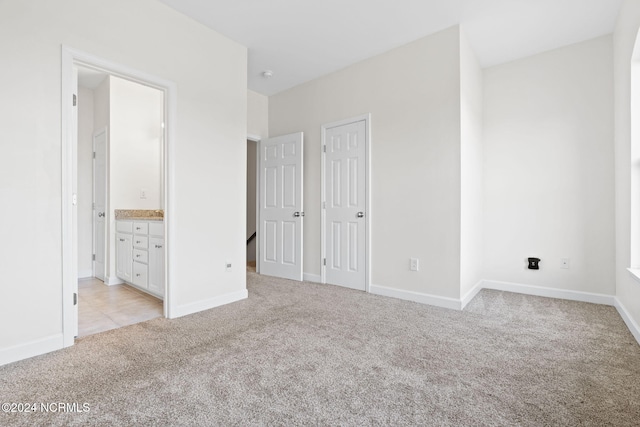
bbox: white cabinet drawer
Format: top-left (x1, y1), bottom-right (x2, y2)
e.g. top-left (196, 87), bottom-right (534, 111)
top-left (133, 248), bottom-right (148, 264)
top-left (133, 236), bottom-right (148, 249)
top-left (133, 261), bottom-right (148, 288)
top-left (117, 221), bottom-right (133, 233)
top-left (133, 222), bottom-right (149, 235)
top-left (148, 222), bottom-right (164, 237)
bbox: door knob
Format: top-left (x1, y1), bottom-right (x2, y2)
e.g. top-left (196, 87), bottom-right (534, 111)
top-left (293, 211), bottom-right (305, 217)
top-left (357, 212), bottom-right (365, 218)
top-left (98, 212), bottom-right (105, 218)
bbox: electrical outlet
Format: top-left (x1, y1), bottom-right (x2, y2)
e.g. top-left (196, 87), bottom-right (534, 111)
top-left (410, 258), bottom-right (419, 271)
top-left (561, 258), bottom-right (570, 269)
top-left (140, 188), bottom-right (147, 199)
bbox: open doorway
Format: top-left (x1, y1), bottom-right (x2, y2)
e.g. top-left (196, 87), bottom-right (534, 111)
top-left (76, 67), bottom-right (165, 337)
top-left (62, 47), bottom-right (176, 347)
top-left (247, 138), bottom-right (258, 272)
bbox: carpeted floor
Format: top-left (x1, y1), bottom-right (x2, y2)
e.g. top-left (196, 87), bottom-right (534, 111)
top-left (1, 271), bottom-right (639, 426)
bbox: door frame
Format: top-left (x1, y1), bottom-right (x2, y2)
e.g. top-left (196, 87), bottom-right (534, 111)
top-left (61, 46), bottom-right (177, 347)
top-left (92, 127), bottom-right (108, 281)
top-left (320, 114), bottom-right (372, 291)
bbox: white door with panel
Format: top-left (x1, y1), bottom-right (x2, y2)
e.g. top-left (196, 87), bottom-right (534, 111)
top-left (93, 129), bottom-right (107, 281)
top-left (259, 132), bottom-right (304, 281)
top-left (324, 120), bottom-right (367, 291)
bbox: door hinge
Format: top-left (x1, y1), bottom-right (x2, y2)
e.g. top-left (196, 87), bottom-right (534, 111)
top-left (73, 293), bottom-right (78, 305)
top-left (323, 258), bottom-right (326, 266)
top-left (93, 152), bottom-right (96, 159)
top-left (323, 145), bottom-right (326, 153)
top-left (73, 94), bottom-right (77, 106)
top-left (322, 201), bottom-right (326, 209)
top-left (92, 202), bottom-right (95, 209)
top-left (92, 254), bottom-right (96, 261)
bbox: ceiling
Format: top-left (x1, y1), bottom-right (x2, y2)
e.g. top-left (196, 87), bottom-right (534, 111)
top-left (159, 0), bottom-right (623, 96)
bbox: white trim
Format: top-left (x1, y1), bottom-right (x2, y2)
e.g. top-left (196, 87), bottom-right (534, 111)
top-left (369, 284), bottom-right (462, 311)
top-left (61, 48), bottom-right (76, 348)
top-left (481, 280), bottom-right (615, 306)
top-left (627, 268), bottom-right (640, 285)
top-left (460, 281), bottom-right (484, 310)
top-left (62, 46), bottom-right (178, 347)
top-left (614, 298), bottom-right (640, 345)
top-left (104, 276), bottom-right (124, 286)
top-left (78, 270), bottom-right (93, 279)
top-left (171, 289), bottom-right (248, 319)
top-left (247, 134), bottom-right (261, 142)
top-left (0, 334), bottom-right (64, 367)
top-left (303, 273), bottom-right (322, 283)
top-left (321, 113), bottom-right (372, 292)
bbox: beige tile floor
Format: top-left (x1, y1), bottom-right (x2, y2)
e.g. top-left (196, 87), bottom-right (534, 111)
top-left (78, 278), bottom-right (163, 337)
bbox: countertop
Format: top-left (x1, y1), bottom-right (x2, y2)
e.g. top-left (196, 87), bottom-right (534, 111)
top-left (114, 209), bottom-right (164, 221)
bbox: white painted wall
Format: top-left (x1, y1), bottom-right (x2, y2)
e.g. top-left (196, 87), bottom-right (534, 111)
top-left (614, 0), bottom-right (640, 334)
top-left (0, 0), bottom-right (247, 365)
top-left (270, 27), bottom-right (463, 298)
top-left (77, 86), bottom-right (94, 278)
top-left (483, 36), bottom-right (615, 295)
top-left (248, 90), bottom-right (268, 138)
top-left (107, 76), bottom-right (164, 281)
top-left (459, 30), bottom-right (484, 298)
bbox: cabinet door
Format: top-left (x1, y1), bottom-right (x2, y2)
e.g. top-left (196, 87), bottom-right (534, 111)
top-left (116, 233), bottom-right (133, 282)
top-left (133, 261), bottom-right (148, 289)
top-left (148, 236), bottom-right (165, 298)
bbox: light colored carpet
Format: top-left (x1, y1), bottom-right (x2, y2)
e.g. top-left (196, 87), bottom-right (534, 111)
top-left (1, 271), bottom-right (639, 426)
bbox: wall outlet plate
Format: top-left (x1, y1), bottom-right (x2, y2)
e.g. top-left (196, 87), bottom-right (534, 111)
top-left (225, 262), bottom-right (232, 272)
top-left (410, 258), bottom-right (419, 271)
top-left (561, 258), bottom-right (570, 269)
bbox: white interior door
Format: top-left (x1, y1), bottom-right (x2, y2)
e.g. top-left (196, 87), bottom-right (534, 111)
top-left (93, 129), bottom-right (107, 281)
top-left (259, 132), bottom-right (304, 281)
top-left (324, 120), bottom-right (367, 291)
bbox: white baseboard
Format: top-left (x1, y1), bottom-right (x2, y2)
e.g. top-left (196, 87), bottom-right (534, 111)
top-left (104, 276), bottom-right (123, 286)
top-left (460, 281), bottom-right (484, 310)
top-left (481, 280), bottom-right (616, 306)
top-left (171, 289), bottom-right (248, 319)
top-left (369, 284), bottom-right (461, 310)
top-left (0, 334), bottom-right (63, 367)
top-left (78, 269), bottom-right (93, 279)
top-left (303, 273), bottom-right (322, 283)
top-left (613, 298), bottom-right (640, 345)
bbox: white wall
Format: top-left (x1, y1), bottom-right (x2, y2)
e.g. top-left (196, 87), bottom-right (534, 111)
top-left (614, 0), bottom-right (640, 334)
top-left (0, 0), bottom-right (247, 365)
top-left (107, 76), bottom-right (164, 280)
top-left (77, 86), bottom-right (94, 278)
top-left (483, 35), bottom-right (615, 295)
top-left (459, 30), bottom-right (484, 298)
top-left (248, 90), bottom-right (268, 138)
top-left (270, 26), bottom-right (463, 299)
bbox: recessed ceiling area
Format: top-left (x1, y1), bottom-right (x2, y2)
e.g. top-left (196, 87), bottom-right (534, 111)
top-left (158, 0), bottom-right (623, 96)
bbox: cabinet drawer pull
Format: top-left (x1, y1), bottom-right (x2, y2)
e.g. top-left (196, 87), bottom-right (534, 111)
top-left (119, 238), bottom-right (125, 242)
top-left (136, 254), bottom-right (140, 258)
top-left (136, 273), bottom-right (141, 277)
top-left (136, 240), bottom-right (141, 244)
top-left (155, 244), bottom-right (163, 249)
top-left (136, 227), bottom-right (142, 230)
